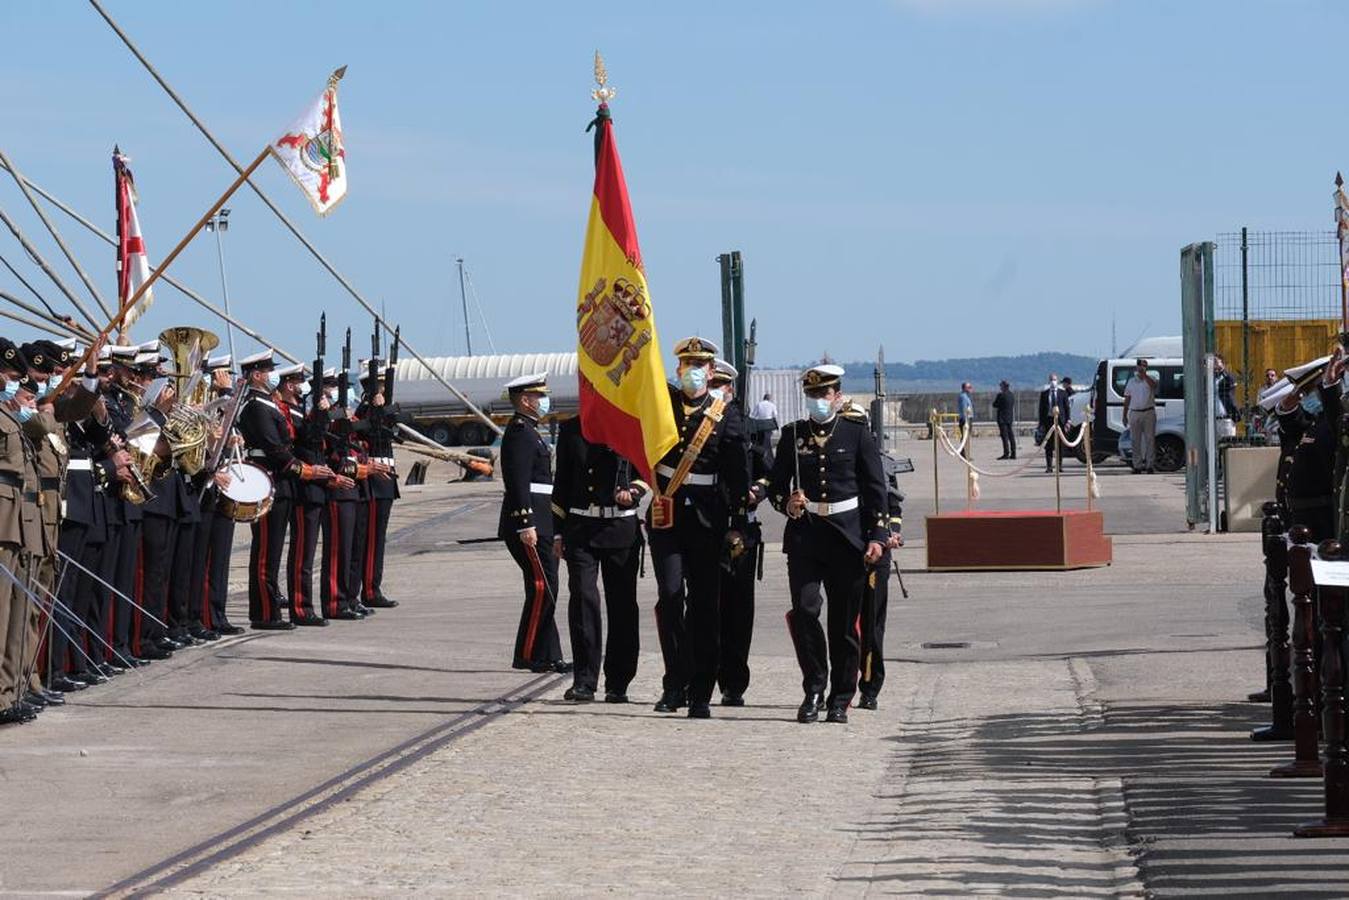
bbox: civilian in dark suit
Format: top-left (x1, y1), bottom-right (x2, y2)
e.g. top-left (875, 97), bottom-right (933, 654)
top-left (1038, 374), bottom-right (1071, 473)
top-left (992, 380), bottom-right (1016, 459)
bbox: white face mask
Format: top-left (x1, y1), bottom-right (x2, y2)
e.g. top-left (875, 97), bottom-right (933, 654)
top-left (709, 387), bottom-right (725, 402)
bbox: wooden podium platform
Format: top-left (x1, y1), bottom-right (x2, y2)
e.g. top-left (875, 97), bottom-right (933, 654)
top-left (925, 509), bottom-right (1112, 571)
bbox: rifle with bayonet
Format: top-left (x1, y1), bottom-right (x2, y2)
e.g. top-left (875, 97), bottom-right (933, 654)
top-left (311, 313), bottom-right (326, 418)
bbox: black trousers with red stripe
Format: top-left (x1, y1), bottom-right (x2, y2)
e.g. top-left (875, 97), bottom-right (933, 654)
top-left (249, 496), bottom-right (292, 625)
top-left (505, 532), bottom-right (561, 667)
top-left (287, 501), bottom-right (322, 620)
top-left (140, 514), bottom-right (176, 648)
top-left (110, 519), bottom-right (140, 658)
top-left (166, 519), bottom-right (196, 639)
top-left (350, 496), bottom-right (393, 603)
top-left (190, 499), bottom-right (236, 630)
top-left (784, 521), bottom-right (864, 708)
top-left (321, 499), bottom-right (357, 618)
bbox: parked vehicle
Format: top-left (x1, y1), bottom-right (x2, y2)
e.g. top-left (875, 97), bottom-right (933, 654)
top-left (1070, 338), bottom-right (1187, 472)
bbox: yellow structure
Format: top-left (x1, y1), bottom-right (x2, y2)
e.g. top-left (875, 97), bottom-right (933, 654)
top-left (1215, 318), bottom-right (1340, 403)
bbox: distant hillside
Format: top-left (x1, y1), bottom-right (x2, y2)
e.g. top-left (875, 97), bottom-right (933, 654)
top-left (833, 352), bottom-right (1098, 393)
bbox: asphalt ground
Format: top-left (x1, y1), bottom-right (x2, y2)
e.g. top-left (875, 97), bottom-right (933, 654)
top-left (0, 434), bottom-right (1344, 897)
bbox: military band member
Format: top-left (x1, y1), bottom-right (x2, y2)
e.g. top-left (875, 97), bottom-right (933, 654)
top-left (709, 359), bottom-right (764, 707)
top-left (768, 364), bottom-right (887, 724)
top-left (280, 362), bottom-right (335, 626)
top-left (552, 415), bottom-right (643, 703)
top-left (648, 337), bottom-right (750, 719)
top-left (185, 354), bottom-right (240, 639)
top-left (498, 373), bottom-right (568, 673)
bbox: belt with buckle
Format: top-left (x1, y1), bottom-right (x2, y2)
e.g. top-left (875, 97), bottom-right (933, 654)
top-left (569, 505), bottom-right (637, 519)
top-left (655, 464), bottom-right (717, 486)
top-left (67, 458), bottom-right (92, 471)
top-left (804, 496), bottom-right (859, 516)
top-left (529, 482), bottom-right (553, 494)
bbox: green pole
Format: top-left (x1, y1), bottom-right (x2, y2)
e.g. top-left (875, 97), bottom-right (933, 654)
top-left (717, 253), bottom-right (733, 358)
top-left (730, 250), bottom-right (747, 372)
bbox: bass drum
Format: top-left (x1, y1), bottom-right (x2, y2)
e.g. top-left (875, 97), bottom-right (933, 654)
top-left (217, 461), bottom-right (275, 523)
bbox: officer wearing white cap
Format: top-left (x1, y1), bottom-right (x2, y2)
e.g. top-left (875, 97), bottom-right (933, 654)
top-left (767, 363), bottom-right (887, 724)
top-left (498, 373), bottom-right (568, 672)
top-left (648, 337), bottom-right (750, 719)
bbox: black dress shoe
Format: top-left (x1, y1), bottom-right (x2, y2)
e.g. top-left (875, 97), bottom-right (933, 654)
top-left (251, 620), bottom-right (296, 631)
top-left (39, 690), bottom-right (65, 706)
top-left (189, 627), bottom-right (221, 642)
top-left (564, 686), bottom-right (595, 702)
top-left (0, 705), bottom-right (35, 724)
top-left (157, 637), bottom-right (185, 651)
top-left (826, 705), bottom-right (849, 724)
top-left (291, 615), bottom-right (329, 627)
top-left (365, 595), bottom-right (399, 608)
top-left (72, 669), bottom-right (108, 685)
top-left (604, 691), bottom-right (629, 704)
top-left (720, 693), bottom-right (745, 707)
top-left (98, 662), bottom-right (126, 676)
top-left (139, 645), bottom-right (173, 660)
top-left (687, 703), bottom-right (712, 719)
top-left (215, 623), bottom-right (245, 636)
top-left (332, 610), bottom-right (364, 620)
top-left (857, 695), bottom-right (878, 711)
top-left (797, 692), bottom-right (824, 724)
top-left (551, 660), bottom-right (573, 674)
top-left (50, 675), bottom-right (87, 692)
top-left (653, 689), bottom-right (685, 713)
top-left (355, 604), bottom-right (377, 616)
top-left (23, 691), bottom-right (48, 708)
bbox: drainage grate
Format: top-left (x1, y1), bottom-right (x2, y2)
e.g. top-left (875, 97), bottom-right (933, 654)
top-left (921, 641), bottom-right (971, 650)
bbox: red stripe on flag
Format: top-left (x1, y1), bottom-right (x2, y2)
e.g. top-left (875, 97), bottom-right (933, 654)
top-left (591, 118), bottom-right (642, 271)
top-left (578, 373), bottom-right (653, 484)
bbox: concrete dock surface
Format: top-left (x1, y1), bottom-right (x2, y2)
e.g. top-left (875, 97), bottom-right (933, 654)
top-left (2, 436), bottom-right (1346, 897)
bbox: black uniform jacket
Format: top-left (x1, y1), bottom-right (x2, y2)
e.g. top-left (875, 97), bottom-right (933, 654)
top-left (551, 416), bottom-right (640, 551)
top-left (498, 413), bottom-right (553, 541)
top-left (651, 385), bottom-right (750, 531)
top-left (1278, 381), bottom-right (1340, 509)
top-left (352, 402), bottom-right (401, 501)
top-left (767, 414), bottom-right (888, 553)
top-left (237, 387), bottom-right (302, 501)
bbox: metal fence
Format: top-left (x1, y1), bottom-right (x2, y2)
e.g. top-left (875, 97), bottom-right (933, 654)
top-left (1215, 229), bottom-right (1339, 322)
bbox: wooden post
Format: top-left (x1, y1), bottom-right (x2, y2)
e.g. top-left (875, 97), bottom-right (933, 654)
top-left (1271, 526), bottom-right (1324, 778)
top-left (931, 410), bottom-right (940, 517)
top-left (51, 146), bottom-right (271, 397)
top-left (1296, 538), bottom-right (1349, 835)
top-left (1252, 503), bottom-right (1293, 740)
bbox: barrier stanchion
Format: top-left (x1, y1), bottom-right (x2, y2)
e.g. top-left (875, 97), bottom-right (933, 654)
top-left (1296, 538), bottom-right (1349, 836)
top-left (1272, 525), bottom-right (1324, 778)
top-left (1084, 423), bottom-right (1094, 512)
top-left (931, 409), bottom-right (940, 517)
top-left (1252, 502), bottom-right (1294, 741)
top-left (1052, 408), bottom-right (1062, 513)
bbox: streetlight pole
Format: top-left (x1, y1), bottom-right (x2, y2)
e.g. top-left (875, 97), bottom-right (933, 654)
top-left (205, 208), bottom-right (237, 363)
top-left (456, 257), bottom-right (472, 357)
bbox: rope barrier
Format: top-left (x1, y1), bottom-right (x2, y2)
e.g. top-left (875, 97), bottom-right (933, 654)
top-left (931, 417), bottom-right (1102, 501)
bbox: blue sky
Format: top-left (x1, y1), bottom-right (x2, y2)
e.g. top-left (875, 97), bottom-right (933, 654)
top-left (0, 0), bottom-right (1344, 367)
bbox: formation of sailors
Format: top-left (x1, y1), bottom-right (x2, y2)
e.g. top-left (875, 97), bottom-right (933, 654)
top-left (498, 337), bottom-right (905, 723)
top-left (0, 328), bottom-right (402, 728)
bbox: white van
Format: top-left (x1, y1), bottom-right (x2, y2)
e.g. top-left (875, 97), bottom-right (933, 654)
top-left (1070, 337), bottom-right (1187, 471)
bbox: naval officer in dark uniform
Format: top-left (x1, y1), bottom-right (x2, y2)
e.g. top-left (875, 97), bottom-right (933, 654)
top-left (648, 337), bottom-right (750, 719)
top-left (498, 373), bottom-right (568, 673)
top-left (768, 364), bottom-right (887, 724)
top-left (551, 416), bottom-right (643, 703)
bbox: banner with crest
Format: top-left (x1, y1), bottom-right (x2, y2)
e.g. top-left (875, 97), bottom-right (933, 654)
top-left (271, 67), bottom-right (348, 217)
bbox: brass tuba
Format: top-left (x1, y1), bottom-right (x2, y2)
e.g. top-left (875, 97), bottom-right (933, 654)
top-left (158, 327), bottom-right (218, 475)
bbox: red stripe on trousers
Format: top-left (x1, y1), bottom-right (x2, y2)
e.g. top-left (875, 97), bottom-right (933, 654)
top-left (363, 498), bottom-right (376, 601)
top-left (257, 516), bottom-right (271, 622)
top-left (132, 545), bottom-right (144, 657)
top-left (201, 547), bottom-right (213, 630)
top-left (521, 543), bottom-right (546, 661)
top-left (327, 502), bottom-right (339, 617)
top-left (291, 507), bottom-right (305, 619)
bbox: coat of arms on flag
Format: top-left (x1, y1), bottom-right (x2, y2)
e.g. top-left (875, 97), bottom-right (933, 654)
top-left (271, 66), bottom-right (348, 216)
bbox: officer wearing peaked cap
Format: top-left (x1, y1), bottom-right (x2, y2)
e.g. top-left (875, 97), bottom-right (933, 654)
top-left (349, 362), bottom-right (400, 611)
top-left (767, 363), bottom-right (887, 724)
top-left (185, 353), bottom-right (243, 639)
top-left (498, 373), bottom-right (568, 672)
top-left (648, 337), bottom-right (750, 719)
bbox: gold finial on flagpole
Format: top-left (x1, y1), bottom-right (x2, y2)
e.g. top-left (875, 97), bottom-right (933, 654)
top-left (329, 65), bottom-right (347, 89)
top-left (592, 51), bottom-right (616, 104)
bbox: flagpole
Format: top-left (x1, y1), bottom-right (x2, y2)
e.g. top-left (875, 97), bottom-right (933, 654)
top-left (0, 159), bottom-right (301, 364)
top-left (52, 146), bottom-right (271, 396)
top-left (1338, 173), bottom-right (1349, 337)
top-left (0, 146), bottom-right (115, 320)
top-left (88, 0), bottom-right (503, 437)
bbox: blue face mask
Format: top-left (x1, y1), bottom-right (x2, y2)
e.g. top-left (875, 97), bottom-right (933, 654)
top-left (680, 367), bottom-right (707, 395)
top-left (1302, 392), bottom-right (1324, 416)
top-left (709, 388), bottom-right (726, 402)
top-left (33, 381), bottom-right (48, 399)
top-left (15, 406), bottom-right (35, 423)
top-left (536, 395), bottom-right (551, 417)
top-left (265, 372), bottom-right (280, 391)
top-left (807, 397), bottom-right (835, 423)
top-left (0, 382), bottom-right (17, 401)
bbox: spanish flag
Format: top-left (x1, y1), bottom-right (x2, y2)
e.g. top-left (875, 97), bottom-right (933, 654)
top-left (575, 102), bottom-right (677, 481)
